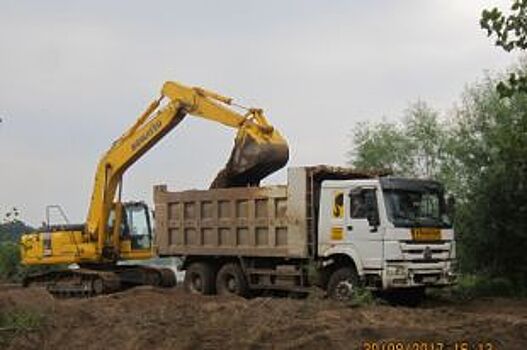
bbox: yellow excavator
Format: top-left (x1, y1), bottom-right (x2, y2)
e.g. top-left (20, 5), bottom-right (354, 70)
top-left (20, 81), bottom-right (288, 296)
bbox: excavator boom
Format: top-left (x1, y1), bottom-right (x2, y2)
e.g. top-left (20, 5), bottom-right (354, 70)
top-left (85, 81), bottom-right (288, 256)
top-left (20, 80), bottom-right (288, 296)
top-left (161, 81), bottom-right (289, 187)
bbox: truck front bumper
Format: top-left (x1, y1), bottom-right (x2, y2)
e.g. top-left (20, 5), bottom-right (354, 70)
top-left (383, 261), bottom-right (457, 289)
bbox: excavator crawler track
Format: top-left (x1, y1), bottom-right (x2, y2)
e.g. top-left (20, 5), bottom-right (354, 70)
top-left (23, 266), bottom-right (176, 298)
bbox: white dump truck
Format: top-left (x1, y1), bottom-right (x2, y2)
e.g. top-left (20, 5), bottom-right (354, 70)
top-left (154, 165), bottom-right (456, 302)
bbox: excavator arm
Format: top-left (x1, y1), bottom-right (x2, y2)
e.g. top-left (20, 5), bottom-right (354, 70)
top-left (85, 81), bottom-right (288, 258)
top-left (19, 80), bottom-right (288, 297)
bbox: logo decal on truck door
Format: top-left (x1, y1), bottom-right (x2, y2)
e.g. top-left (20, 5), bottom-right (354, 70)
top-left (332, 192), bottom-right (344, 218)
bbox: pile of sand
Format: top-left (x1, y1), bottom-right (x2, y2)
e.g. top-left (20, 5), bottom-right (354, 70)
top-left (1, 286), bottom-right (526, 349)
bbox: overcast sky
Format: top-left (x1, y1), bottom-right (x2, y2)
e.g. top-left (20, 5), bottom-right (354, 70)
top-left (0, 0), bottom-right (516, 226)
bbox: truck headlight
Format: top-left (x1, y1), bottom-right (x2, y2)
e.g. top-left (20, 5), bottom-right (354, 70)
top-left (386, 265), bottom-right (406, 276)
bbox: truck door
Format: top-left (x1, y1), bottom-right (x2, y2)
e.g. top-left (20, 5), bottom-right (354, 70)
top-left (346, 187), bottom-right (384, 270)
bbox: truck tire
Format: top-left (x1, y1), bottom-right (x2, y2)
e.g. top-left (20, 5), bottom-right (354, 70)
top-left (183, 262), bottom-right (215, 295)
top-left (216, 263), bottom-right (249, 297)
top-left (327, 267), bottom-right (358, 302)
top-left (145, 270), bottom-right (161, 287)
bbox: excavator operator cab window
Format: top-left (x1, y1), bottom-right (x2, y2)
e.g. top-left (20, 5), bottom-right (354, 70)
top-left (124, 203), bottom-right (152, 250)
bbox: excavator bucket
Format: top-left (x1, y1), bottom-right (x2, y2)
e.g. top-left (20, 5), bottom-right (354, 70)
top-left (210, 126), bottom-right (289, 188)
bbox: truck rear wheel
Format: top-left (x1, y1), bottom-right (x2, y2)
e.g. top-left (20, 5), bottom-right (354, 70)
top-left (216, 263), bottom-right (249, 297)
top-left (184, 262), bottom-right (215, 295)
top-left (327, 267), bottom-right (358, 302)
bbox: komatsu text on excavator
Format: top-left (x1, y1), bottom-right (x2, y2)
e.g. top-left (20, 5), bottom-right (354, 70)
top-left (20, 81), bottom-right (289, 297)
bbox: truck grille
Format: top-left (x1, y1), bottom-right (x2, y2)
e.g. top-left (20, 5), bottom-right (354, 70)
top-left (399, 241), bottom-right (452, 263)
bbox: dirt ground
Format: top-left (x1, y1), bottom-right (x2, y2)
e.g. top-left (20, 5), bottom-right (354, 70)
top-left (0, 286), bottom-right (526, 350)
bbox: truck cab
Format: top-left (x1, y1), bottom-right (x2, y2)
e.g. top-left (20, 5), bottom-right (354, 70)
top-left (318, 176), bottom-right (456, 291)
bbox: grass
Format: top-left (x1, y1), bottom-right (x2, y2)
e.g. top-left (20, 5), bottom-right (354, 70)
top-left (0, 309), bottom-right (46, 347)
top-left (348, 288), bottom-right (378, 307)
top-left (428, 274), bottom-right (526, 302)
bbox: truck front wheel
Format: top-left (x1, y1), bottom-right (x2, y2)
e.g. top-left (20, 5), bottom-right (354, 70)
top-left (216, 263), bottom-right (249, 297)
top-left (327, 267), bottom-right (358, 302)
top-left (184, 262), bottom-right (215, 295)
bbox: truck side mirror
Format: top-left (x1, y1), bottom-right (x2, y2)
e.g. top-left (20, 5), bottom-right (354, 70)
top-left (364, 190), bottom-right (380, 231)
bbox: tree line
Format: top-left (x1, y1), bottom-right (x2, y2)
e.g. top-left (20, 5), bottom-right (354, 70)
top-left (0, 208), bottom-right (34, 281)
top-left (349, 4), bottom-right (527, 290)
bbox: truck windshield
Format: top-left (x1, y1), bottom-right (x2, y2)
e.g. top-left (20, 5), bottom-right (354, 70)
top-left (383, 189), bottom-right (452, 228)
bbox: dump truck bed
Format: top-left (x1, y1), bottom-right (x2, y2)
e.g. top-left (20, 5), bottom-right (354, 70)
top-left (154, 166), bottom-right (378, 259)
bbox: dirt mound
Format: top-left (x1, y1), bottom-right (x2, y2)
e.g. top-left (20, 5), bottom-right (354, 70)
top-left (2, 286), bottom-right (526, 350)
top-left (0, 287), bottom-right (55, 315)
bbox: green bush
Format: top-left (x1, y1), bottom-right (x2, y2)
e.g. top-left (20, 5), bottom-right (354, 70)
top-left (447, 274), bottom-right (525, 300)
top-left (348, 288), bottom-right (378, 307)
top-left (0, 242), bottom-right (23, 282)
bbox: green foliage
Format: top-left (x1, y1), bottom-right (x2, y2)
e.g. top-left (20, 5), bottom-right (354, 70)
top-left (449, 274), bottom-right (523, 300)
top-left (349, 100), bottom-right (447, 179)
top-left (0, 242), bottom-right (22, 281)
top-left (0, 206), bottom-right (32, 242)
top-left (0, 309), bottom-right (45, 331)
top-left (348, 64), bottom-right (527, 292)
top-left (0, 240), bottom-right (65, 283)
top-left (348, 288), bottom-right (377, 307)
top-left (452, 75), bottom-right (527, 282)
top-left (0, 218), bottom-right (36, 283)
top-left (349, 120), bottom-right (413, 174)
top-left (0, 221), bottom-right (33, 242)
top-left (0, 212), bottom-right (69, 283)
top-left (481, 1), bottom-right (527, 96)
top-left (404, 101), bottom-right (447, 179)
top-left (0, 309), bottom-right (46, 347)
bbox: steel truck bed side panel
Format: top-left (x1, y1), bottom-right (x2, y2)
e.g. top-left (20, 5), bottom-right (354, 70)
top-left (154, 166), bottom-right (377, 259)
top-left (154, 181), bottom-right (309, 258)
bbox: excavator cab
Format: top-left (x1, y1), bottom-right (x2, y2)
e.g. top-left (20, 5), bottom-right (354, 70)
top-left (124, 203), bottom-right (153, 250)
top-left (109, 202), bottom-right (154, 261)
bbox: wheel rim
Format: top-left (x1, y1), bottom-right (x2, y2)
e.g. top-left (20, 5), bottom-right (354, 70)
top-left (191, 274), bottom-right (203, 292)
top-left (334, 280), bottom-right (354, 301)
top-left (225, 275), bottom-right (237, 293)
